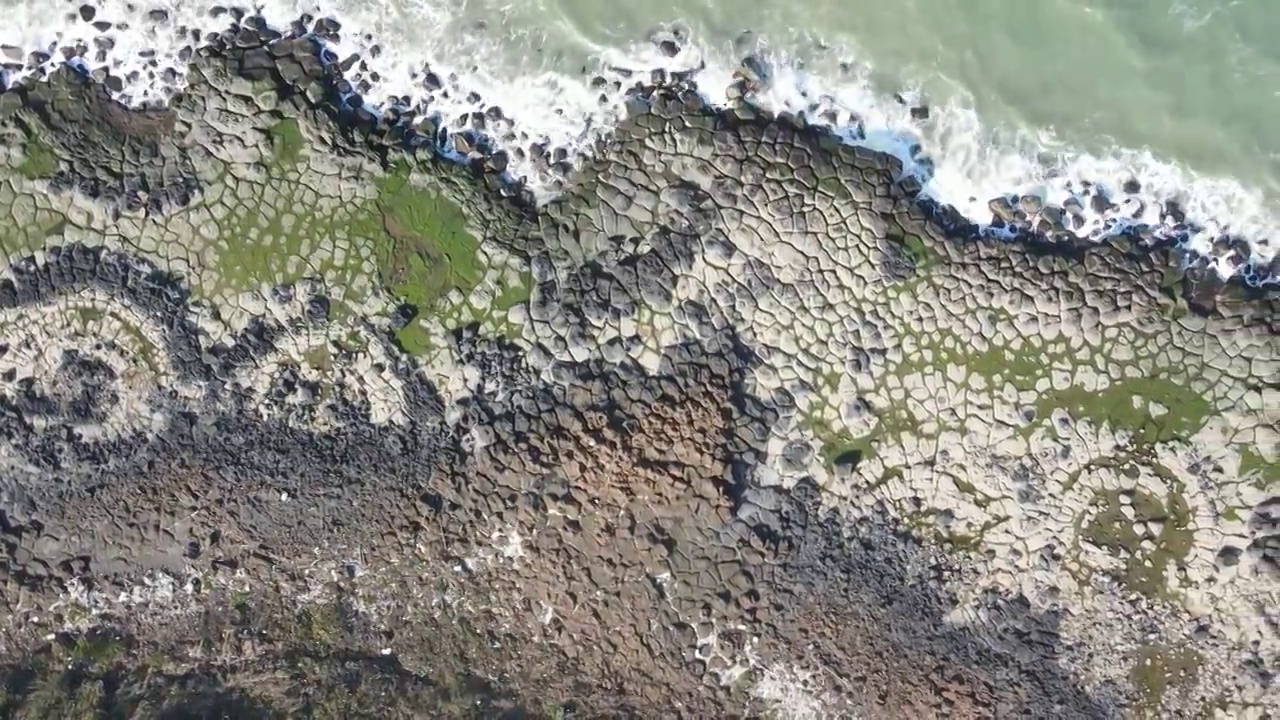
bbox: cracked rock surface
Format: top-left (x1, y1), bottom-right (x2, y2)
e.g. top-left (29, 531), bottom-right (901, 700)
top-left (0, 26), bottom-right (1275, 720)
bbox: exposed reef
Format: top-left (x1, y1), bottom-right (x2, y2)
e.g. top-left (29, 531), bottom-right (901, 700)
top-left (0, 22), bottom-right (1274, 719)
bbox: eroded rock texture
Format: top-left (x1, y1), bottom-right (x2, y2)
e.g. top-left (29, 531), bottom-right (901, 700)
top-left (0, 25), bottom-right (1274, 720)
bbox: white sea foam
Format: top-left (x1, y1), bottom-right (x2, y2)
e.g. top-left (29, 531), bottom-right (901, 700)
top-left (1, 0), bottom-right (1276, 283)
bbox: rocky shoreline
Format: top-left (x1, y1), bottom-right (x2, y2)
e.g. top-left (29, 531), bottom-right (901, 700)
top-left (0, 19), bottom-right (1275, 719)
top-left (4, 7), bottom-right (1278, 287)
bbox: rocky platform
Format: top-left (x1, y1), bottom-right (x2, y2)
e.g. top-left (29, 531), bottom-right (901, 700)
top-left (0, 23), bottom-right (1274, 720)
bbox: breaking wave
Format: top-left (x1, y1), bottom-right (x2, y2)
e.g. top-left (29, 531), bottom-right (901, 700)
top-left (1, 0), bottom-right (1276, 285)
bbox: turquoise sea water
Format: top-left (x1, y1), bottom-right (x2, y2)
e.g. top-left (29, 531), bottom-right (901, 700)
top-left (554, 0), bottom-right (1280, 197)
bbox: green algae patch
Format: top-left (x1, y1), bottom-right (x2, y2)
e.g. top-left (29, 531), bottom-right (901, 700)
top-left (374, 165), bottom-right (482, 308)
top-left (493, 271), bottom-right (532, 312)
top-left (266, 118), bottom-right (305, 171)
top-left (71, 307), bottom-right (106, 325)
top-left (302, 344), bottom-right (333, 372)
top-left (485, 270), bottom-right (534, 341)
top-left (0, 629), bottom-right (128, 720)
top-left (943, 516), bottom-right (1009, 553)
top-left (890, 319), bottom-right (1059, 395)
top-left (1037, 376), bottom-right (1211, 446)
top-left (1080, 484), bottom-right (1194, 600)
top-left (295, 600), bottom-right (346, 652)
top-left (1131, 644), bottom-right (1201, 713)
top-left (0, 208), bottom-right (70, 261)
top-left (69, 635), bottom-right (125, 666)
top-left (1238, 446), bottom-right (1277, 491)
top-left (890, 230), bottom-right (939, 273)
top-left (391, 320), bottom-right (437, 357)
top-left (216, 190), bottom-right (299, 295)
top-left (805, 417), bottom-right (872, 470)
top-left (964, 343), bottom-right (1049, 388)
top-left (797, 370), bottom-right (877, 471)
top-left (70, 308), bottom-right (160, 374)
top-left (897, 505), bottom-right (1007, 554)
top-left (799, 388), bottom-right (917, 477)
top-left (17, 135), bottom-right (58, 179)
top-left (202, 152), bottom-right (513, 356)
top-left (372, 164), bottom-right (484, 353)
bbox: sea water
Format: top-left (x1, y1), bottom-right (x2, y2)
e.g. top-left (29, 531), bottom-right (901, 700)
top-left (2, 0), bottom-right (1277, 281)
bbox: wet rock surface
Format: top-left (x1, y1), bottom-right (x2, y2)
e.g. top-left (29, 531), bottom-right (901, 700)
top-left (0, 24), bottom-right (1274, 720)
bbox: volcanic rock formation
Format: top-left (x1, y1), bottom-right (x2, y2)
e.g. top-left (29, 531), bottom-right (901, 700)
top-left (0, 22), bottom-right (1274, 719)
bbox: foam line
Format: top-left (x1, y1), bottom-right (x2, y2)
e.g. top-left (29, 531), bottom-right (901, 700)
top-left (0, 2), bottom-right (1275, 285)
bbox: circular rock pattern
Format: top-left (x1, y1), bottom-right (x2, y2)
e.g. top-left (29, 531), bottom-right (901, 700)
top-left (0, 22), bottom-right (1274, 719)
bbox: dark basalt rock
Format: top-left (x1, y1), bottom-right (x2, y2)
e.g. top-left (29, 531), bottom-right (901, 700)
top-left (0, 20), bottom-right (1271, 718)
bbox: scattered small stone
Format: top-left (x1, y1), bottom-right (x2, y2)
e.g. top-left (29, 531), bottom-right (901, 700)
top-left (988, 196), bottom-right (1017, 224)
top-left (1161, 200), bottom-right (1186, 224)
